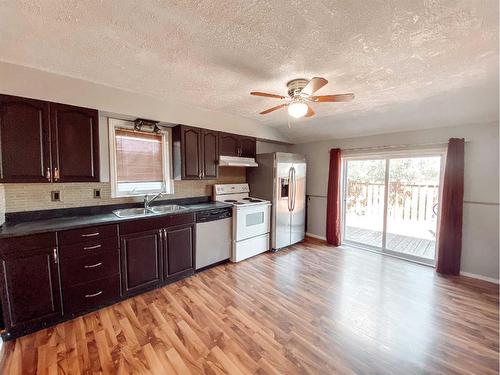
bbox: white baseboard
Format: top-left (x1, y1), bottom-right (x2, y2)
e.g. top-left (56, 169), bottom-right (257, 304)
top-left (305, 232), bottom-right (326, 241)
top-left (460, 271), bottom-right (499, 284)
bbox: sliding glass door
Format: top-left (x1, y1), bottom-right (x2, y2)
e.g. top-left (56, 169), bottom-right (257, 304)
top-left (342, 153), bottom-right (443, 265)
top-left (344, 159), bottom-right (386, 249)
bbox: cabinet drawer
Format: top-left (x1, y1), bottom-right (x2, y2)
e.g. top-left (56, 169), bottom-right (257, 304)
top-left (63, 275), bottom-right (120, 315)
top-left (59, 237), bottom-right (119, 259)
top-left (0, 233), bottom-right (56, 255)
top-left (58, 224), bottom-right (118, 246)
top-left (61, 248), bottom-right (119, 287)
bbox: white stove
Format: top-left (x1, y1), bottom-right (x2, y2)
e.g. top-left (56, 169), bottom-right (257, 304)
top-left (213, 183), bottom-right (268, 206)
top-left (213, 184), bottom-right (271, 262)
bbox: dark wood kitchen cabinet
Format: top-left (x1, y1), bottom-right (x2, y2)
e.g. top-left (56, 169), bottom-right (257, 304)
top-left (0, 93), bottom-right (99, 183)
top-left (219, 132), bottom-right (256, 158)
top-left (239, 135), bottom-right (257, 158)
top-left (201, 129), bottom-right (218, 179)
top-left (0, 95), bottom-right (51, 182)
top-left (120, 229), bottom-right (163, 297)
top-left (219, 132), bottom-right (240, 157)
top-left (0, 233), bottom-right (62, 337)
top-left (172, 125), bottom-right (218, 180)
top-left (50, 103), bottom-right (99, 182)
top-left (164, 224), bottom-right (194, 277)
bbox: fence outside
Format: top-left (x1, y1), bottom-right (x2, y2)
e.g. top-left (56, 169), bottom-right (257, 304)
top-left (346, 181), bottom-right (439, 224)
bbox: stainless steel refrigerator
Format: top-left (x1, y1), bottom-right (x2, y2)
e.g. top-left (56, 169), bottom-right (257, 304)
top-left (247, 152), bottom-right (306, 250)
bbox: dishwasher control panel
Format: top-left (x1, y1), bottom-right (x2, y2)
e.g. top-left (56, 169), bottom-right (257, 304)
top-left (195, 208), bottom-right (232, 223)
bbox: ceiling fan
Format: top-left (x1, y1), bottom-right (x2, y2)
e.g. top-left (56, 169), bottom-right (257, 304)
top-left (251, 77), bottom-right (354, 119)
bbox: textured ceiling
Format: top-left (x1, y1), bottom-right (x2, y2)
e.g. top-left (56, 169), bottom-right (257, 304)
top-left (0, 0), bottom-right (498, 143)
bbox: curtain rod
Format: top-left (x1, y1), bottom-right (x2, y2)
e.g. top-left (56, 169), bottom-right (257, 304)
top-left (335, 140), bottom-right (469, 153)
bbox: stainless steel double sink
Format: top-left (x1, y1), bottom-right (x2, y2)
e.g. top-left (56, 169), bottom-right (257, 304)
top-left (112, 205), bottom-right (187, 218)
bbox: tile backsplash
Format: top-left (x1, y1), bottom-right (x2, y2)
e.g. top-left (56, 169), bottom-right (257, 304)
top-left (1, 167), bottom-right (245, 214)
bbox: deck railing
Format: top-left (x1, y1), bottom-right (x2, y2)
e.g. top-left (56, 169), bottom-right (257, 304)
top-left (346, 181), bottom-right (439, 223)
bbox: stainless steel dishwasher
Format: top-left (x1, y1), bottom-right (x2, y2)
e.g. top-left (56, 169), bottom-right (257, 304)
top-left (195, 207), bottom-right (232, 270)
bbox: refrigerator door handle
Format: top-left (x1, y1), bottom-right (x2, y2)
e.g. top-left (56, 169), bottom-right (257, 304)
top-left (291, 167), bottom-right (296, 211)
top-left (287, 167), bottom-right (293, 212)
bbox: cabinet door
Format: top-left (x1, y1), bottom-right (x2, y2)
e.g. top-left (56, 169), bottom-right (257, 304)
top-left (181, 126), bottom-right (202, 179)
top-left (164, 224), bottom-right (194, 278)
top-left (120, 230), bottom-right (162, 296)
top-left (0, 247), bottom-right (62, 332)
top-left (239, 136), bottom-right (256, 158)
top-left (0, 95), bottom-right (51, 182)
top-left (219, 132), bottom-right (239, 157)
top-left (201, 129), bottom-right (218, 179)
top-left (50, 103), bottom-right (99, 182)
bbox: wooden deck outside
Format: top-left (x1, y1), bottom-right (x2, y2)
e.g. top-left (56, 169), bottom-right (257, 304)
top-left (345, 226), bottom-right (436, 259)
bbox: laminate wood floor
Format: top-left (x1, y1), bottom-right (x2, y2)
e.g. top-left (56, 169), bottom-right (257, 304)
top-left (1, 237), bottom-right (498, 374)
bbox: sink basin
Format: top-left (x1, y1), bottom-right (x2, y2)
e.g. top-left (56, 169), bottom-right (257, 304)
top-left (150, 204), bottom-right (187, 214)
top-left (112, 205), bottom-right (187, 218)
top-left (112, 208), bottom-right (155, 218)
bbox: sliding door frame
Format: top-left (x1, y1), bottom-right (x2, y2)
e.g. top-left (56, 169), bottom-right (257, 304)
top-left (341, 148), bottom-right (446, 267)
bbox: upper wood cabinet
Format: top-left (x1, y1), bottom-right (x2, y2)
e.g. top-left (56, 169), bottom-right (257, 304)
top-left (219, 132), bottom-right (240, 157)
top-left (0, 95), bottom-right (51, 182)
top-left (172, 125), bottom-right (219, 180)
top-left (0, 94), bottom-right (99, 183)
top-left (239, 135), bottom-right (257, 158)
top-left (201, 129), bottom-right (219, 179)
top-left (219, 132), bottom-right (256, 158)
top-left (50, 103), bottom-right (99, 182)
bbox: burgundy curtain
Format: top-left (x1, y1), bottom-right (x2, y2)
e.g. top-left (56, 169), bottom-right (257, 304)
top-left (436, 138), bottom-right (465, 275)
top-left (326, 148), bottom-right (342, 246)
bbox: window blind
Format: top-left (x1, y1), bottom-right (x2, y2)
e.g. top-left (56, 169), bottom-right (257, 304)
top-left (115, 129), bottom-right (163, 183)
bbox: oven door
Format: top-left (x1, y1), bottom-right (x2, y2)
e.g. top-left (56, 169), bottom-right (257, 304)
top-left (235, 204), bottom-right (271, 241)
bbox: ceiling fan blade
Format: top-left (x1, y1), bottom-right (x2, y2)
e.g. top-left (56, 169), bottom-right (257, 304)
top-left (301, 77), bottom-right (328, 96)
top-left (304, 105), bottom-right (315, 118)
top-left (251, 91), bottom-right (286, 99)
top-left (259, 103), bottom-right (287, 115)
top-left (310, 93), bottom-right (355, 102)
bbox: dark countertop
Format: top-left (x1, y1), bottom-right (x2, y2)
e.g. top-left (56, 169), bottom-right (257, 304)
top-left (0, 201), bottom-right (232, 239)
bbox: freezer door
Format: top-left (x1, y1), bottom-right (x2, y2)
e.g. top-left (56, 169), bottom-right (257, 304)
top-left (290, 162), bottom-right (306, 245)
top-left (273, 160), bottom-right (293, 250)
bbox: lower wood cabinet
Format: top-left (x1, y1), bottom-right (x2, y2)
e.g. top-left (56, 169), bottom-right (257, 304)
top-left (0, 234), bottom-right (62, 337)
top-left (120, 229), bottom-right (163, 297)
top-left (164, 224), bottom-right (194, 277)
top-left (0, 213), bottom-right (197, 339)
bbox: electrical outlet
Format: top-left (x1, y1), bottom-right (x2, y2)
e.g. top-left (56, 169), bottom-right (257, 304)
top-left (51, 191), bottom-right (61, 202)
top-left (93, 188), bottom-right (101, 199)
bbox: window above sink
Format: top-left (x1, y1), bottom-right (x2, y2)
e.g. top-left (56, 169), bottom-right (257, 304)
top-left (108, 118), bottom-right (174, 197)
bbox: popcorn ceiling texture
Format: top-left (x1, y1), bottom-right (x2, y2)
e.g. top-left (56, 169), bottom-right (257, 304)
top-left (0, 1), bottom-right (497, 142)
top-left (2, 168), bottom-right (245, 214)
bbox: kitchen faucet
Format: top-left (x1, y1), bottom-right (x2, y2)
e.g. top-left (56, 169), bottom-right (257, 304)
top-left (144, 192), bottom-right (165, 210)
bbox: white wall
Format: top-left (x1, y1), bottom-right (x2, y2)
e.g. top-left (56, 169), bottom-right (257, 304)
top-left (290, 122), bottom-right (499, 281)
top-left (0, 61), bottom-right (289, 143)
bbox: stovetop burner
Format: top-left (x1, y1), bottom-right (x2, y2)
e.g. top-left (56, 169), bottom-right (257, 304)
top-left (243, 197), bottom-right (262, 202)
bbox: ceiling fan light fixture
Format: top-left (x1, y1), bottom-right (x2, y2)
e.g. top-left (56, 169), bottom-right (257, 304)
top-left (287, 101), bottom-right (308, 118)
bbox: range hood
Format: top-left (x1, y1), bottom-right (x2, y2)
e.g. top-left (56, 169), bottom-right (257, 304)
top-left (218, 155), bottom-right (258, 167)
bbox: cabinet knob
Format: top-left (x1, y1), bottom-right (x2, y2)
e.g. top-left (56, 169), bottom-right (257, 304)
top-left (46, 167), bottom-right (52, 181)
top-left (53, 248), bottom-right (58, 264)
